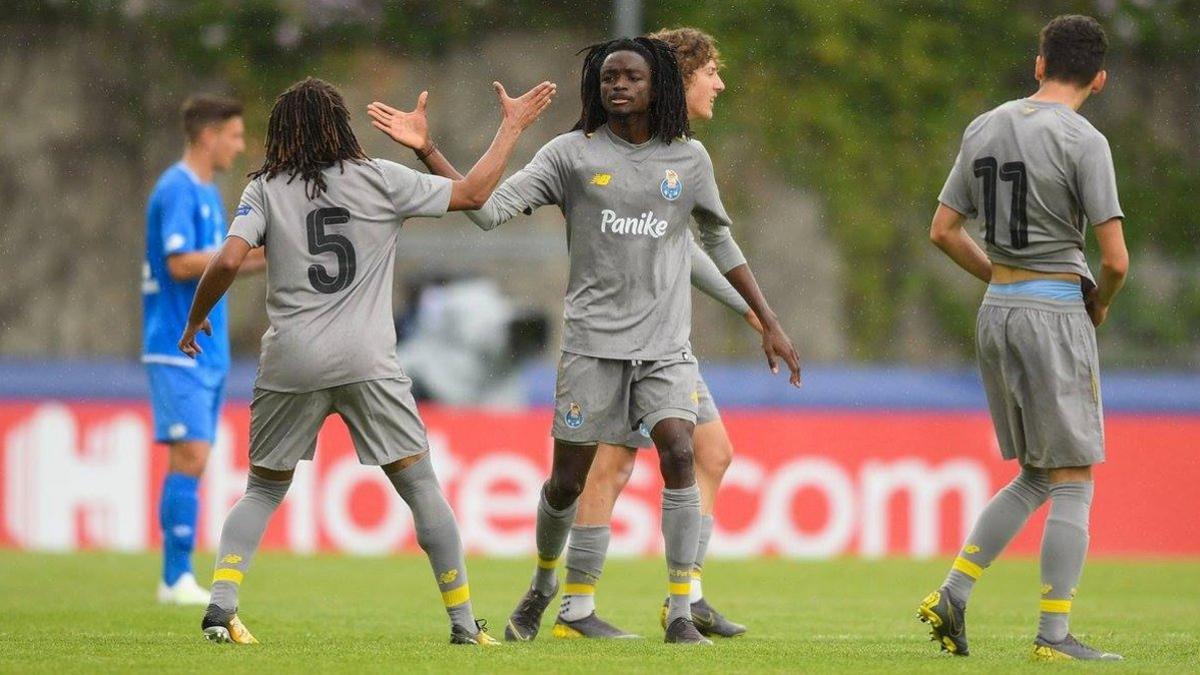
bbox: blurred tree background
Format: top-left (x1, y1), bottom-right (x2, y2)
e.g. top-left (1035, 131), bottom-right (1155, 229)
top-left (2, 0), bottom-right (1196, 367)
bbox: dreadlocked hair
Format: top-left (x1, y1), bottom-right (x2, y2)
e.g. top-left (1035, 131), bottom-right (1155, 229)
top-left (249, 77), bottom-right (367, 199)
top-left (571, 37), bottom-right (690, 143)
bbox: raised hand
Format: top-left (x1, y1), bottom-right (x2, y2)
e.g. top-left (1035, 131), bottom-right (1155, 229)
top-left (367, 93), bottom-right (431, 151)
top-left (494, 81), bottom-right (556, 132)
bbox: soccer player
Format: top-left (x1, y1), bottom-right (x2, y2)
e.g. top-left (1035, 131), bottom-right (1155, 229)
top-left (917, 15), bottom-right (1128, 661)
top-left (142, 95), bottom-right (265, 605)
top-left (178, 76), bottom-right (555, 645)
top-left (555, 27), bottom-right (755, 640)
top-left (368, 37), bottom-right (801, 645)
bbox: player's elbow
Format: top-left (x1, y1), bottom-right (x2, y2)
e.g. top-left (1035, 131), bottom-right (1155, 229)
top-left (1101, 249), bottom-right (1129, 280)
top-left (929, 224), bottom-right (951, 249)
top-left (450, 181), bottom-right (489, 211)
top-left (165, 257), bottom-right (200, 282)
top-left (212, 252), bottom-right (243, 276)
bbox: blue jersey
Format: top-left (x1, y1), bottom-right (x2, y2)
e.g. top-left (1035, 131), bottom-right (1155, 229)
top-left (141, 162), bottom-right (230, 372)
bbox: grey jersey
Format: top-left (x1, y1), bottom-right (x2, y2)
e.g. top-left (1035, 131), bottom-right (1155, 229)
top-left (468, 126), bottom-right (746, 360)
top-left (229, 159), bottom-right (452, 393)
top-left (939, 98), bottom-right (1123, 282)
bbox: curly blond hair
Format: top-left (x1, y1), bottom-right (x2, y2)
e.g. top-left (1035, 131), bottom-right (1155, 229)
top-left (647, 27), bottom-right (722, 82)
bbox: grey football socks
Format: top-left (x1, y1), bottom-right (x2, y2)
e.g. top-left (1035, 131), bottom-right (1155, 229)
top-left (559, 524), bottom-right (611, 621)
top-left (385, 455), bottom-right (475, 631)
top-left (1038, 481), bottom-right (1094, 643)
top-left (943, 467), bottom-right (1050, 604)
top-left (662, 485), bottom-right (701, 624)
top-left (531, 484), bottom-right (578, 596)
top-left (691, 514), bottom-right (714, 602)
top-left (210, 473), bottom-right (291, 612)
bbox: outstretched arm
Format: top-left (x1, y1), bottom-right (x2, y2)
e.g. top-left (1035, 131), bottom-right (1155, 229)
top-left (367, 82), bottom-right (555, 213)
top-left (178, 236), bottom-right (252, 358)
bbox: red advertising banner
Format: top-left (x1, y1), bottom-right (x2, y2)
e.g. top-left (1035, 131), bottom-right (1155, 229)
top-left (1, 401), bottom-right (1196, 557)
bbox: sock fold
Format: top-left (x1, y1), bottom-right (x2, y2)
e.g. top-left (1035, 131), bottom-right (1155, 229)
top-left (1038, 481), bottom-right (1093, 642)
top-left (210, 473), bottom-right (290, 611)
top-left (387, 455), bottom-right (475, 630)
top-left (662, 485), bottom-right (701, 623)
top-left (943, 467), bottom-right (1049, 604)
top-left (161, 472), bottom-right (201, 586)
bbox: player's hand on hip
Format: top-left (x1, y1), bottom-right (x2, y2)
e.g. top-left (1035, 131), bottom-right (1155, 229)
top-left (762, 323), bottom-right (802, 388)
top-left (495, 81), bottom-right (556, 132)
top-left (367, 93), bottom-right (431, 151)
top-left (1084, 285), bottom-right (1109, 327)
top-left (178, 319), bottom-right (212, 359)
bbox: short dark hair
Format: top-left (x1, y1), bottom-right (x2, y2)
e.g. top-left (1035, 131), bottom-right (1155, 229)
top-left (181, 95), bottom-right (243, 142)
top-left (1039, 15), bottom-right (1108, 87)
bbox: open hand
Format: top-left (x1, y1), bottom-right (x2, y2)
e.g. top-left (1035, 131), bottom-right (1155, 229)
top-left (762, 322), bottom-right (802, 387)
top-left (367, 93), bottom-right (431, 151)
top-left (495, 81), bottom-right (556, 132)
top-left (178, 319), bottom-right (212, 359)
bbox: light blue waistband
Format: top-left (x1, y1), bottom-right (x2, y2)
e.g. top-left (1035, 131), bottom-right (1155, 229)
top-left (986, 279), bottom-right (1083, 302)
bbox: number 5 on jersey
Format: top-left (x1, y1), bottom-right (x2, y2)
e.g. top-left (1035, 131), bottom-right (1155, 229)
top-left (307, 207), bottom-right (356, 293)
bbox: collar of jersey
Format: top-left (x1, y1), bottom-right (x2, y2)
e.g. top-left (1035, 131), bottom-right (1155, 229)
top-left (600, 125), bottom-right (663, 164)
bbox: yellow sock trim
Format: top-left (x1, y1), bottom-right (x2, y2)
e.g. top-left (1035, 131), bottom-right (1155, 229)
top-left (536, 556), bottom-right (559, 570)
top-left (563, 583), bottom-right (595, 596)
top-left (212, 568), bottom-right (244, 584)
top-left (1040, 599), bottom-right (1072, 613)
top-left (668, 582), bottom-right (691, 596)
top-left (952, 556), bottom-right (984, 580)
top-left (442, 584), bottom-right (471, 607)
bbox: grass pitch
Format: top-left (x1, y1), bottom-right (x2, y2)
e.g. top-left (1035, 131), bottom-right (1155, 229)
top-left (1, 551), bottom-right (1196, 673)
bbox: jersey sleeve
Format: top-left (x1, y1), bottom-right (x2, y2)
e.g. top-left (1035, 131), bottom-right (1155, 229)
top-left (467, 137), bottom-right (568, 231)
top-left (937, 144), bottom-right (977, 218)
top-left (1073, 132), bottom-right (1124, 226)
top-left (377, 159), bottom-right (453, 219)
top-left (689, 230), bottom-right (750, 314)
top-left (159, 182), bottom-right (200, 255)
top-left (228, 179), bottom-right (267, 247)
top-left (690, 140), bottom-right (747, 273)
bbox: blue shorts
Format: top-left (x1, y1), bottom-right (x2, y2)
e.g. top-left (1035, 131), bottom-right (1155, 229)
top-left (146, 364), bottom-right (226, 444)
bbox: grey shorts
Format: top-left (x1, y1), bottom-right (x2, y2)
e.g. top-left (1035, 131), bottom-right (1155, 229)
top-left (976, 293), bottom-right (1104, 469)
top-left (552, 351), bottom-right (699, 446)
top-left (624, 371), bottom-right (720, 449)
top-left (249, 377), bottom-right (428, 471)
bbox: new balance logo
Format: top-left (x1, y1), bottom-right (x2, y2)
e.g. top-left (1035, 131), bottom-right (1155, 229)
top-left (600, 209), bottom-right (668, 238)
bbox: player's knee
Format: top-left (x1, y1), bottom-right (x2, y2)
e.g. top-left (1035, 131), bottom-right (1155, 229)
top-left (656, 436), bottom-right (694, 482)
top-left (698, 439), bottom-right (733, 478)
top-left (546, 474), bottom-right (586, 507)
top-left (1048, 465), bottom-right (1093, 484)
top-left (382, 451), bottom-right (429, 475)
top-left (168, 442), bottom-right (210, 476)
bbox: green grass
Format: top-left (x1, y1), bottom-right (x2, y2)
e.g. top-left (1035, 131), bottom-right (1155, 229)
top-left (0, 552), bottom-right (1196, 673)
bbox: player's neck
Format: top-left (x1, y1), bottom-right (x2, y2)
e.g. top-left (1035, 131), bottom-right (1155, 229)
top-left (181, 148), bottom-right (216, 184)
top-left (606, 115), bottom-right (651, 145)
top-left (1028, 80), bottom-right (1091, 111)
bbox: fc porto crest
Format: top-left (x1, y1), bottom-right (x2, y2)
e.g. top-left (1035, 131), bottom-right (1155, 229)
top-left (660, 169), bottom-right (682, 201)
top-left (564, 402), bottom-right (585, 429)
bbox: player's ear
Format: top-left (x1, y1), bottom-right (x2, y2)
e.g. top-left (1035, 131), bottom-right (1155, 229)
top-left (1091, 69), bottom-right (1107, 94)
top-left (1034, 54), bottom-right (1046, 82)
